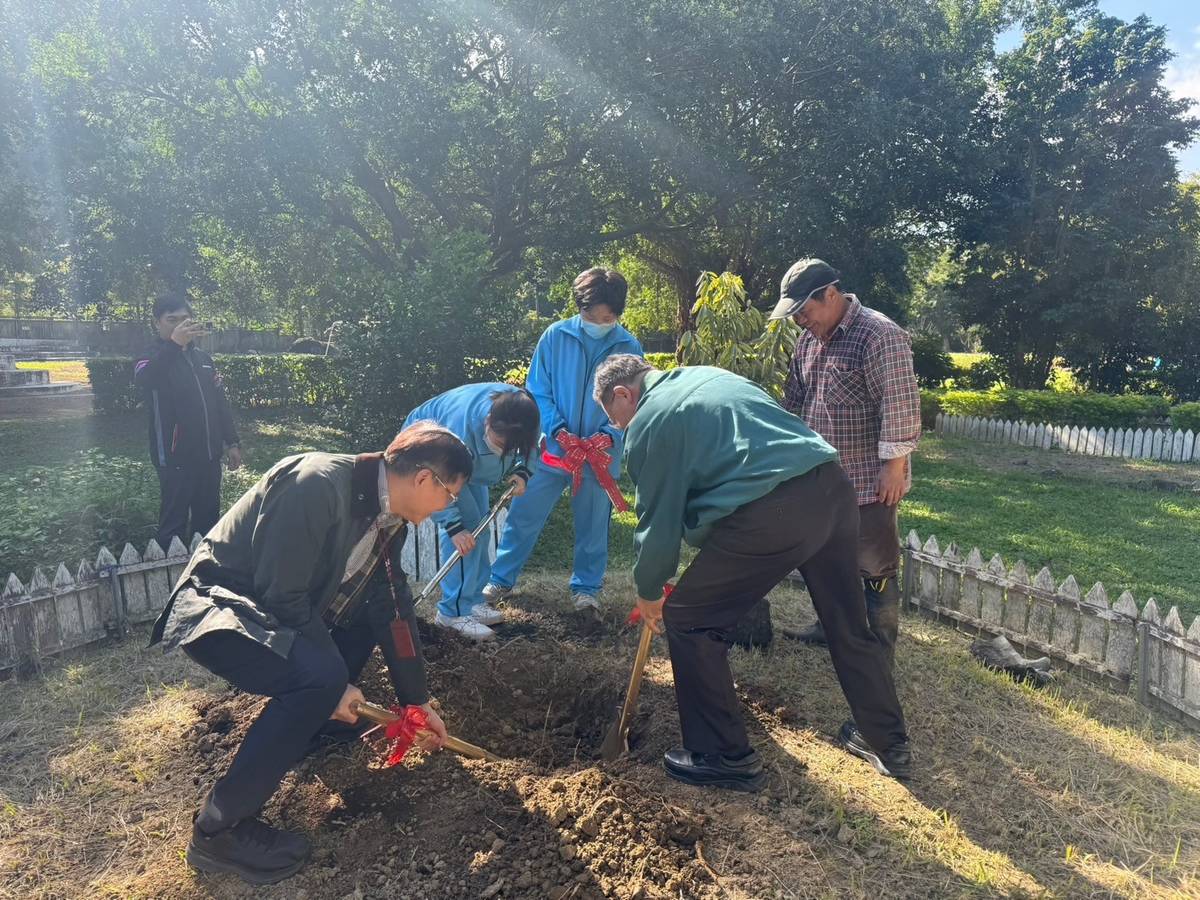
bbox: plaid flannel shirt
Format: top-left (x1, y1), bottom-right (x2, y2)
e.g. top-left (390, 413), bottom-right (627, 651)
top-left (782, 296), bottom-right (921, 505)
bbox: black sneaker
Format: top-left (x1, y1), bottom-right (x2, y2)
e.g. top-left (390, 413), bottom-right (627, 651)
top-left (837, 722), bottom-right (912, 780)
top-left (663, 747), bottom-right (767, 792)
top-left (187, 817), bottom-right (312, 884)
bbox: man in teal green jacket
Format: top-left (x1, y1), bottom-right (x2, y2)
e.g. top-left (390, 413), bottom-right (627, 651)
top-left (594, 355), bottom-right (910, 790)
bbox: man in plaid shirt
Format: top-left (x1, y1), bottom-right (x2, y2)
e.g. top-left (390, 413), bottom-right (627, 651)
top-left (770, 259), bottom-right (921, 670)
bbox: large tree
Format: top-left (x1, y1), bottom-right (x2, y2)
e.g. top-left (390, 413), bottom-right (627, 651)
top-left (953, 1), bottom-right (1198, 388)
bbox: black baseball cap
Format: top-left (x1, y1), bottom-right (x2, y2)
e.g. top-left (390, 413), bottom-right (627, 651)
top-left (769, 259), bottom-right (840, 320)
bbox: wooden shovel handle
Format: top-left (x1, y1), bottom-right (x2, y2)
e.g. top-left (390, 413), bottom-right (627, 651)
top-left (351, 699), bottom-right (499, 761)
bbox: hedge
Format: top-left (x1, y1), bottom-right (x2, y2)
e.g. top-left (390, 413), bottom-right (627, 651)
top-left (922, 388), bottom-right (1171, 430)
top-left (1170, 402), bottom-right (1200, 432)
top-left (87, 354), bottom-right (351, 414)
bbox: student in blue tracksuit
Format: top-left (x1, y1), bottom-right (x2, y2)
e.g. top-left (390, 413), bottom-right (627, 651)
top-left (484, 267), bottom-right (644, 611)
top-left (403, 383), bottom-right (540, 641)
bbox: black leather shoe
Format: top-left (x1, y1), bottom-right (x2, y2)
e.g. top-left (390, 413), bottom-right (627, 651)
top-left (663, 747), bottom-right (767, 792)
top-left (837, 722), bottom-right (912, 780)
top-left (784, 620), bottom-right (827, 645)
top-left (187, 817), bottom-right (312, 884)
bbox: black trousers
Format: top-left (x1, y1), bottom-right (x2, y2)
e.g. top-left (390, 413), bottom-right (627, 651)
top-left (663, 461), bottom-right (908, 757)
top-left (184, 619), bottom-right (379, 832)
top-left (156, 458), bottom-right (222, 549)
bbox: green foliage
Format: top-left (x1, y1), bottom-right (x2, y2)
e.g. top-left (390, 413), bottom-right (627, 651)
top-left (680, 272), bottom-right (797, 398)
top-left (927, 389), bottom-right (1170, 428)
top-left (86, 354), bottom-right (350, 415)
top-left (919, 389), bottom-right (943, 430)
top-left (909, 333), bottom-right (955, 388)
top-left (953, 356), bottom-right (1006, 391)
top-left (502, 365), bottom-right (529, 386)
top-left (644, 352), bottom-right (678, 371)
top-left (85, 358), bottom-right (141, 413)
top-left (1169, 402), bottom-right (1200, 433)
top-left (952, 7), bottom-right (1197, 389)
top-left (330, 233), bottom-right (527, 446)
top-left (0, 450), bottom-right (159, 577)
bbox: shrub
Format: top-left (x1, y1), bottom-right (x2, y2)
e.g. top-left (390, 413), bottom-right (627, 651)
top-left (1170, 402), bottom-right (1200, 432)
top-left (952, 355), bottom-right (1006, 390)
top-left (86, 358), bottom-right (142, 412)
top-left (87, 354), bottom-right (351, 415)
top-left (644, 351), bottom-right (678, 371)
top-left (910, 334), bottom-right (954, 388)
top-left (928, 388), bottom-right (1169, 429)
top-left (919, 389), bottom-right (943, 430)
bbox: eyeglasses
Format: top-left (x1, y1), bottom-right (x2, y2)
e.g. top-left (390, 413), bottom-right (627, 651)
top-left (430, 470), bottom-right (458, 503)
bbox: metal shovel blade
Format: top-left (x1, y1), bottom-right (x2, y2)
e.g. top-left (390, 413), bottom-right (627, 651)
top-left (600, 623), bottom-right (655, 761)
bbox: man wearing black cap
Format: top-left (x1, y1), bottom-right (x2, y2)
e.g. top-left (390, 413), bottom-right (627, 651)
top-left (770, 259), bottom-right (921, 677)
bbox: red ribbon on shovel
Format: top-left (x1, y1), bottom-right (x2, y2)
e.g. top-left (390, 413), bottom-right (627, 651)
top-left (542, 431), bottom-right (630, 512)
top-left (382, 704), bottom-right (431, 767)
top-left (626, 582), bottom-right (674, 626)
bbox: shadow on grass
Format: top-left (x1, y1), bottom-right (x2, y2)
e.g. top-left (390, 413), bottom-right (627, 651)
top-left (734, 584), bottom-right (1200, 898)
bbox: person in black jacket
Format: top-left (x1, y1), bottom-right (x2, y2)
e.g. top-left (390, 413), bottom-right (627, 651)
top-left (134, 294), bottom-right (242, 549)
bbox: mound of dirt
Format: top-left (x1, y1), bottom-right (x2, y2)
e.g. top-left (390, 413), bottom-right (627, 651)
top-left (180, 598), bottom-right (732, 899)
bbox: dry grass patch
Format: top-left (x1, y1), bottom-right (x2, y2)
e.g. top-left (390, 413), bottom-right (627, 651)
top-left (0, 574), bottom-right (1196, 899)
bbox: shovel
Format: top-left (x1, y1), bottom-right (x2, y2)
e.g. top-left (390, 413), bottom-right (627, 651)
top-left (351, 699), bottom-right (500, 762)
top-left (599, 620), bottom-right (655, 761)
top-left (414, 484), bottom-right (517, 606)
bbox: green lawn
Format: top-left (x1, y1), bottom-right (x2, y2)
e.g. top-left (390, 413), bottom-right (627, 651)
top-left (3, 412), bottom-right (1199, 620)
top-left (904, 435), bottom-right (1200, 618)
top-left (14, 359), bottom-right (90, 383)
top-left (0, 410), bottom-right (349, 578)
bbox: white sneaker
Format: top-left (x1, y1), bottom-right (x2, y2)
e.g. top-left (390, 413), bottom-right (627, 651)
top-left (435, 612), bottom-right (496, 641)
top-left (482, 583), bottom-right (512, 603)
top-left (572, 593), bottom-right (600, 612)
top-left (469, 603), bottom-right (504, 626)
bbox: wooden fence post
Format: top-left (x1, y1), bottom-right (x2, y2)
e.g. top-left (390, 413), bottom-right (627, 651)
top-left (1077, 582), bottom-right (1110, 665)
top-left (1003, 560), bottom-right (1030, 635)
top-left (979, 554), bottom-right (1006, 631)
top-left (1051, 575), bottom-right (1082, 657)
top-left (960, 548), bottom-right (984, 621)
top-left (1027, 566), bottom-right (1056, 646)
top-left (938, 543), bottom-right (962, 613)
top-left (1139, 599), bottom-right (1163, 706)
top-left (1162, 607), bottom-right (1186, 703)
top-left (1106, 591), bottom-right (1139, 684)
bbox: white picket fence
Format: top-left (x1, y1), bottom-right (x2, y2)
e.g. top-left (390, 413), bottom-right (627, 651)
top-left (0, 511), bottom-right (507, 674)
top-left (934, 413), bottom-right (1200, 462)
top-left (904, 531), bottom-right (1200, 728)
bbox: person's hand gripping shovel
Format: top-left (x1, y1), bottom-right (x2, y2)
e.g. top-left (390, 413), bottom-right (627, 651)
top-left (599, 584), bottom-right (673, 761)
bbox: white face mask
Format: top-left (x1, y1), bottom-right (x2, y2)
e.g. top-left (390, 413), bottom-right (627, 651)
top-left (485, 433), bottom-right (505, 456)
top-left (581, 319), bottom-right (617, 339)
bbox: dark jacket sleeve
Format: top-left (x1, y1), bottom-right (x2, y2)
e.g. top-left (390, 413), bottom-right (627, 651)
top-left (250, 470), bottom-right (340, 656)
top-left (363, 527), bottom-right (429, 705)
top-left (133, 340), bottom-right (181, 390)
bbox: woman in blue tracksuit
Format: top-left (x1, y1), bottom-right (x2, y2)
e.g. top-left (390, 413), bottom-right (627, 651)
top-left (485, 267), bottom-right (644, 611)
top-left (403, 383), bottom-right (540, 641)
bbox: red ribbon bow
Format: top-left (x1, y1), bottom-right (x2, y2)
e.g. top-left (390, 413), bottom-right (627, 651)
top-left (542, 431), bottom-right (630, 512)
top-left (382, 704), bottom-right (431, 767)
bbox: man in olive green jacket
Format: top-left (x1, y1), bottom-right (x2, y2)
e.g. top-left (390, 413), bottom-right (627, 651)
top-left (151, 422), bottom-right (472, 884)
top-left (594, 356), bottom-right (910, 792)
